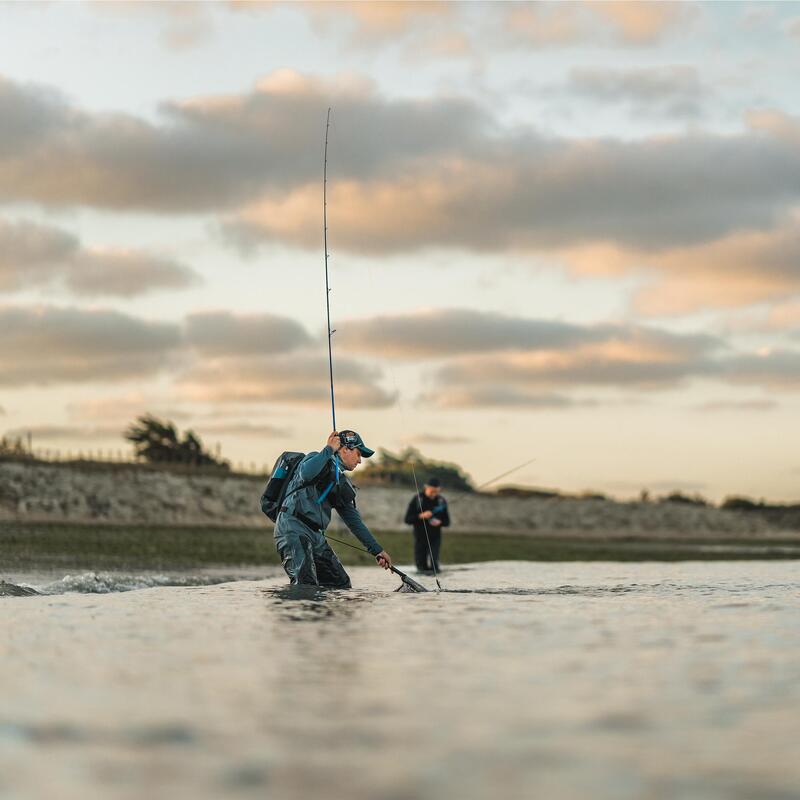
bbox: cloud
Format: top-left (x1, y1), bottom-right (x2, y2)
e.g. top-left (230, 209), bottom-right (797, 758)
top-left (0, 217), bottom-right (199, 297)
top-left (176, 353), bottom-right (396, 408)
top-left (422, 387), bottom-right (581, 409)
top-left (0, 217), bottom-right (78, 289)
top-left (91, 2), bottom-right (216, 51)
top-left (335, 308), bottom-right (722, 360)
top-left (721, 349), bottom-right (800, 389)
top-left (5, 72), bottom-right (800, 312)
top-left (0, 304), bottom-right (384, 406)
top-left (4, 424), bottom-right (126, 442)
top-left (409, 432), bottom-right (472, 445)
top-left (192, 421), bottom-right (290, 437)
top-left (300, 1), bottom-right (453, 44)
top-left (66, 394), bottom-right (194, 423)
top-left (232, 1), bottom-right (470, 61)
top-left (414, 30), bottom-right (474, 60)
top-left (335, 308), bottom-right (800, 405)
top-left (589, 1), bottom-right (692, 45)
top-left (230, 129), bottom-right (800, 260)
top-left (336, 309), bottom-right (594, 357)
top-left (785, 16), bottom-right (800, 40)
top-left (562, 219), bottom-right (800, 315)
top-left (746, 109), bottom-right (800, 146)
top-left (501, 1), bottom-right (693, 47)
top-left (693, 399), bottom-right (778, 412)
top-left (0, 305), bottom-right (181, 386)
top-left (236, 2), bottom-right (688, 51)
top-left (0, 71), bottom-right (488, 212)
top-left (764, 300), bottom-right (800, 330)
top-left (158, 4), bottom-right (215, 51)
top-left (410, 315), bottom-right (733, 406)
top-left (5, 71), bottom-right (800, 314)
top-left (0, 76), bottom-right (68, 157)
top-left (436, 349), bottom-right (708, 392)
top-left (67, 249), bottom-right (200, 297)
top-left (565, 65), bottom-right (708, 118)
top-left (428, 335), bottom-right (800, 406)
top-left (184, 310), bottom-right (312, 356)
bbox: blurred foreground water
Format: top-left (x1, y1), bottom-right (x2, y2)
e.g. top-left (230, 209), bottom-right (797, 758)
top-left (2, 561), bottom-right (799, 800)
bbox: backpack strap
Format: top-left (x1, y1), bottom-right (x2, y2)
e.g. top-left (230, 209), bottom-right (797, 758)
top-left (282, 456), bottom-right (337, 505)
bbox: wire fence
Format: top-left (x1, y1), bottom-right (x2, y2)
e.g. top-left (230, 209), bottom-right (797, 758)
top-left (0, 440), bottom-right (270, 477)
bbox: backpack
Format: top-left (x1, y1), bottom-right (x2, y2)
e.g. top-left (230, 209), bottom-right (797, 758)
top-left (260, 451), bottom-right (305, 522)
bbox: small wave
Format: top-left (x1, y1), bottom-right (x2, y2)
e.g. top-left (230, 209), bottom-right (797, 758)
top-left (0, 581), bottom-right (40, 597)
top-left (34, 572), bottom-right (251, 596)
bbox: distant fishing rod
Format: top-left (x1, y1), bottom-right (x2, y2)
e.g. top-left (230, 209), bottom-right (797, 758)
top-left (411, 469), bottom-right (442, 591)
top-left (323, 106), bottom-right (336, 431)
top-left (476, 458), bottom-right (537, 492)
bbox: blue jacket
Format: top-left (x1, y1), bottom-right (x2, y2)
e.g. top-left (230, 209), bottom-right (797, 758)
top-left (277, 445), bottom-right (384, 556)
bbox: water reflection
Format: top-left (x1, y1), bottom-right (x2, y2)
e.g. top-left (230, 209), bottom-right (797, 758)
top-left (263, 584), bottom-right (373, 623)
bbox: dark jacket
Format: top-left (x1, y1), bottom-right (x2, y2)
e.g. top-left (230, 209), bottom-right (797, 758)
top-left (277, 446), bottom-right (384, 556)
top-left (404, 491), bottom-right (450, 533)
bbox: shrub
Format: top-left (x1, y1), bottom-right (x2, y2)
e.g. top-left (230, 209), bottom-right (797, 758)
top-left (720, 496), bottom-right (763, 512)
top-left (359, 447), bottom-right (474, 492)
top-left (659, 491), bottom-right (709, 507)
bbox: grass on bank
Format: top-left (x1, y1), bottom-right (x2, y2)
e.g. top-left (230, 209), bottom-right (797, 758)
top-left (2, 522), bottom-right (800, 573)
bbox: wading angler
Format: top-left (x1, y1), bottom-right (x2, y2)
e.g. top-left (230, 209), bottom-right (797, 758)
top-left (261, 430), bottom-right (393, 588)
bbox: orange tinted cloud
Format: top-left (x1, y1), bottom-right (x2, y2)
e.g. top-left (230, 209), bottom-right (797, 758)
top-left (272, 0), bottom-right (455, 49)
top-left (503, 0), bottom-right (692, 47)
top-left (176, 354), bottom-right (396, 408)
top-left (562, 221), bottom-right (800, 315)
top-left (591, 1), bottom-right (690, 44)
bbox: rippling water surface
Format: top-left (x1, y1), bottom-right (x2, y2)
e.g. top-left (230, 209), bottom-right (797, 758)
top-left (2, 561), bottom-right (799, 800)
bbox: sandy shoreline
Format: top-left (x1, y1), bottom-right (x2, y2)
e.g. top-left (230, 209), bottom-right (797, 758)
top-left (2, 461), bottom-right (797, 540)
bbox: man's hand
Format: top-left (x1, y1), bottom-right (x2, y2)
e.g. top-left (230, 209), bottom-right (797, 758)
top-left (327, 431), bottom-right (341, 451)
top-left (419, 510), bottom-right (433, 520)
top-left (375, 551), bottom-right (393, 570)
top-left (429, 518), bottom-right (442, 527)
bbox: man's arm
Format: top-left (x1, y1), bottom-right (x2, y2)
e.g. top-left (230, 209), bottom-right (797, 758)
top-left (404, 497), bottom-right (420, 525)
top-left (438, 500), bottom-right (450, 528)
top-left (336, 504), bottom-right (384, 556)
top-left (297, 446), bottom-right (334, 483)
top-left (298, 432), bottom-right (346, 483)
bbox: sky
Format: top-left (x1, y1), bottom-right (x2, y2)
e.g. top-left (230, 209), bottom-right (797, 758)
top-left (1, 0), bottom-right (800, 502)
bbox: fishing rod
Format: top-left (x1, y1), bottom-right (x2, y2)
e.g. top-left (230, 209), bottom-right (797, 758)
top-left (476, 457), bottom-right (537, 492)
top-left (323, 110), bottom-right (439, 592)
top-left (323, 106), bottom-right (336, 431)
top-left (410, 469), bottom-right (443, 591)
top-left (324, 534), bottom-right (429, 593)
top-left (321, 110), bottom-right (423, 592)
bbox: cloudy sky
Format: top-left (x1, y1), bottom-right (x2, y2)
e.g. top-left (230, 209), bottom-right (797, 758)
top-left (2, 1), bottom-right (800, 501)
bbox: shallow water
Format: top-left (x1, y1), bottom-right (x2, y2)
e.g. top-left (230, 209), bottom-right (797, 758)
top-left (2, 561), bottom-right (799, 800)
top-left (3, 567), bottom-right (269, 596)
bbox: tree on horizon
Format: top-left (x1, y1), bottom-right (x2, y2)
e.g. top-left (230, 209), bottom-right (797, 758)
top-left (124, 414), bottom-right (228, 469)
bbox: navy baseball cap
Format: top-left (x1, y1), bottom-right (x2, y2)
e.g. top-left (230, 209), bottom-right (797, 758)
top-left (339, 429), bottom-right (375, 458)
